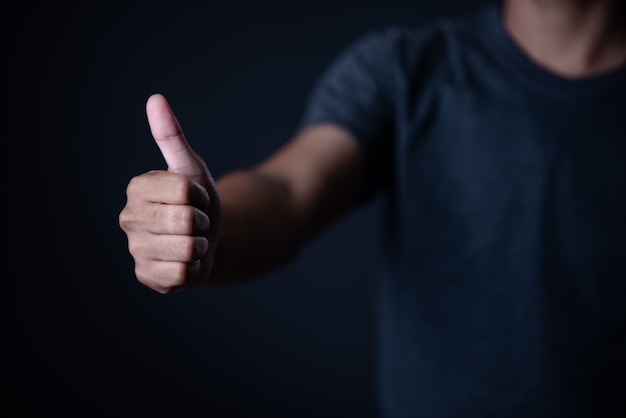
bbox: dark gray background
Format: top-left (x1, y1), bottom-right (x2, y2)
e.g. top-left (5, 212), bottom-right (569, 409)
top-left (9, 0), bottom-right (493, 416)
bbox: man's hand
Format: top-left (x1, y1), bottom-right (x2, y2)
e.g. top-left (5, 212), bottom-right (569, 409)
top-left (119, 94), bottom-right (221, 293)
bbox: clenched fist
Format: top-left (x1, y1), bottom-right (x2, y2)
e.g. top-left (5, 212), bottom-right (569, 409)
top-left (119, 94), bottom-right (221, 293)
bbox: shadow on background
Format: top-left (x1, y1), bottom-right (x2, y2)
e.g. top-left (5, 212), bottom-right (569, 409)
top-left (8, 0), bottom-right (493, 416)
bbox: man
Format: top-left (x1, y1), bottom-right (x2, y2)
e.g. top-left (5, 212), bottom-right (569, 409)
top-left (119, 0), bottom-right (626, 416)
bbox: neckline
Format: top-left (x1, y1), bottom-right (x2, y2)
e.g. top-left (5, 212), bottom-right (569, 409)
top-left (482, 0), bottom-right (626, 97)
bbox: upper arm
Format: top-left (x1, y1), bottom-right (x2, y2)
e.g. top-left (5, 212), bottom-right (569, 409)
top-left (252, 29), bottom-right (396, 239)
top-left (254, 122), bottom-right (367, 238)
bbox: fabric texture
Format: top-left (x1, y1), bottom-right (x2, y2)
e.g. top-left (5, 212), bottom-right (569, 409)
top-left (301, 1), bottom-right (626, 417)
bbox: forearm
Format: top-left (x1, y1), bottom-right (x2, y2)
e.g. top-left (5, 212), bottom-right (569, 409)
top-left (205, 125), bottom-right (365, 285)
top-left (207, 168), bottom-right (306, 284)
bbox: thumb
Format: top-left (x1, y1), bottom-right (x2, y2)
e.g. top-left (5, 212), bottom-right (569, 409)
top-left (146, 93), bottom-right (207, 179)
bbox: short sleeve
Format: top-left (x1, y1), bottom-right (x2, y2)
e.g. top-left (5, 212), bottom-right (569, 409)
top-left (299, 29), bottom-right (396, 197)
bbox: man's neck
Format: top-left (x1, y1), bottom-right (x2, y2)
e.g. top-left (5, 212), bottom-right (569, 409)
top-left (502, 0), bottom-right (626, 78)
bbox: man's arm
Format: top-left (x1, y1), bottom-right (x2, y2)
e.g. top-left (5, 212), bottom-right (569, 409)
top-left (119, 94), bottom-right (365, 293)
top-left (211, 123), bottom-right (366, 283)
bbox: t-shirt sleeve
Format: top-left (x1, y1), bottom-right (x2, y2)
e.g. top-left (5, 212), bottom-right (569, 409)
top-left (299, 29), bottom-right (396, 196)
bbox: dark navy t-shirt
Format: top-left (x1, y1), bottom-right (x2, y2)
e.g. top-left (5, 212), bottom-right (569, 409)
top-left (301, 1), bottom-right (626, 417)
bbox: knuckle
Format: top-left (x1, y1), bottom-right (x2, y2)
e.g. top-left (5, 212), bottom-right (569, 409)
top-left (126, 238), bottom-right (144, 258)
top-left (119, 206), bottom-right (145, 232)
top-left (126, 175), bottom-right (145, 196)
top-left (118, 209), bottom-right (130, 229)
top-left (134, 264), bottom-right (152, 287)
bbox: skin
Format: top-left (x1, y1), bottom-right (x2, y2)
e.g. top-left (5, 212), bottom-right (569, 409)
top-left (118, 0), bottom-right (626, 294)
top-left (119, 94), bottom-right (364, 292)
top-left (503, 0), bottom-right (626, 78)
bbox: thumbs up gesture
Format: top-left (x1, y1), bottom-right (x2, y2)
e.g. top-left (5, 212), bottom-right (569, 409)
top-left (119, 94), bottom-right (221, 293)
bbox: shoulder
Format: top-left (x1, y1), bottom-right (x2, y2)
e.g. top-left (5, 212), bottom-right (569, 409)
top-left (344, 5), bottom-right (493, 72)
